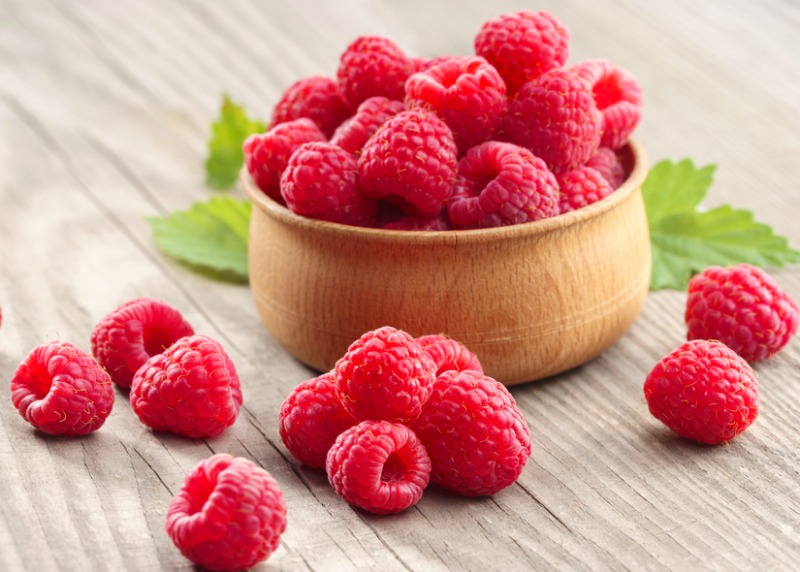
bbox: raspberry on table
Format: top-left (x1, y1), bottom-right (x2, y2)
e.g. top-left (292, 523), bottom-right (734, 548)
top-left (686, 264), bottom-right (799, 362)
top-left (11, 341), bottom-right (114, 436)
top-left (130, 334), bottom-right (243, 439)
top-left (166, 454), bottom-right (287, 571)
top-left (243, 118), bottom-right (326, 204)
top-left (337, 35), bottom-right (413, 107)
top-left (326, 420), bottom-right (431, 515)
top-left (404, 56), bottom-right (507, 154)
top-left (644, 340), bottom-right (759, 444)
top-left (279, 371), bottom-right (357, 469)
top-left (358, 108), bottom-right (458, 217)
top-left (501, 68), bottom-right (601, 174)
top-left (415, 334), bottom-right (483, 376)
top-left (571, 59), bottom-right (643, 150)
top-left (556, 165), bottom-right (613, 213)
top-left (330, 96), bottom-right (405, 157)
top-left (447, 141), bottom-right (559, 228)
top-left (280, 141), bottom-right (377, 227)
top-left (474, 10), bottom-right (570, 95)
top-left (334, 326), bottom-right (437, 423)
top-left (270, 75), bottom-right (353, 138)
top-left (585, 146), bottom-right (626, 189)
top-left (91, 297), bottom-right (194, 389)
top-left (411, 369), bottom-right (531, 497)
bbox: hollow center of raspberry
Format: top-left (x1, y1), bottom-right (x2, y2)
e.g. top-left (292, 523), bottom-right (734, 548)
top-left (381, 453), bottom-right (406, 483)
top-left (592, 76), bottom-right (622, 110)
top-left (185, 474), bottom-right (216, 516)
top-left (143, 326), bottom-right (176, 357)
top-left (28, 360), bottom-right (53, 399)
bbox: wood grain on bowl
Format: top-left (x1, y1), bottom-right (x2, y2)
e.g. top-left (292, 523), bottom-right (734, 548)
top-left (244, 140), bottom-right (650, 384)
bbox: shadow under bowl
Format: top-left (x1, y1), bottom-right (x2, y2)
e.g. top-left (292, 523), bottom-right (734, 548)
top-left (244, 139), bottom-right (651, 385)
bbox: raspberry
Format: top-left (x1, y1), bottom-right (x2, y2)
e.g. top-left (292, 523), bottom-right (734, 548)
top-left (130, 334), bottom-right (242, 438)
top-left (571, 59), bottom-right (643, 150)
top-left (501, 68), bottom-right (601, 173)
top-left (280, 142), bottom-right (377, 226)
top-left (334, 326), bottom-right (436, 423)
top-left (411, 369), bottom-right (531, 497)
top-left (358, 109), bottom-right (458, 217)
top-left (243, 119), bottom-right (326, 204)
top-left (330, 96), bottom-right (405, 156)
top-left (585, 146), bottom-right (626, 189)
top-left (556, 165), bottom-right (613, 213)
top-left (686, 264), bottom-right (800, 362)
top-left (474, 10), bottom-right (570, 95)
top-left (278, 371), bottom-right (357, 468)
top-left (411, 55), bottom-right (459, 73)
top-left (270, 75), bottom-right (352, 138)
top-left (337, 35), bottom-right (413, 107)
top-left (166, 454), bottom-right (287, 571)
top-left (404, 56), bottom-right (507, 154)
top-left (326, 420), bottom-right (431, 514)
top-left (10, 341), bottom-right (114, 436)
top-left (644, 340), bottom-right (759, 444)
top-left (90, 297), bottom-right (194, 389)
top-left (415, 334), bottom-right (483, 376)
top-left (379, 212), bottom-right (452, 231)
top-left (447, 141), bottom-right (559, 228)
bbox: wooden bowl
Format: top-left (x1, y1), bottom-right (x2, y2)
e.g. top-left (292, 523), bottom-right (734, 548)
top-left (244, 139), bottom-right (650, 385)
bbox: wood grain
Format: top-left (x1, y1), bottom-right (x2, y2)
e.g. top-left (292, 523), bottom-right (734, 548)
top-left (1, 0), bottom-right (799, 570)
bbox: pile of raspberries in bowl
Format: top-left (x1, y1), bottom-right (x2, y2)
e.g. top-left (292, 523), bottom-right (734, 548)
top-left (242, 9), bottom-right (643, 231)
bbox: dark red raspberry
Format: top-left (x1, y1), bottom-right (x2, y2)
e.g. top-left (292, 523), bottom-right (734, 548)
top-left (91, 297), bottom-right (194, 389)
top-left (411, 369), bottom-right (531, 497)
top-left (243, 119), bottom-right (326, 204)
top-left (447, 141), bottom-right (559, 228)
top-left (335, 326), bottom-right (436, 423)
top-left (571, 59), bottom-right (643, 150)
top-left (585, 147), bottom-right (626, 189)
top-left (474, 10), bottom-right (570, 95)
top-left (279, 371), bottom-right (357, 469)
top-left (330, 96), bottom-right (405, 156)
top-left (556, 165), bottom-right (613, 213)
top-left (501, 68), bottom-right (601, 174)
top-left (130, 334), bottom-right (242, 438)
top-left (379, 212), bottom-right (452, 231)
top-left (270, 75), bottom-right (353, 138)
top-left (166, 454), bottom-right (287, 571)
top-left (405, 56), bottom-right (507, 154)
top-left (686, 264), bottom-right (800, 362)
top-left (416, 334), bottom-right (483, 376)
top-left (358, 109), bottom-right (458, 217)
top-left (280, 141), bottom-right (377, 226)
top-left (337, 35), bottom-right (413, 107)
top-left (644, 340), bottom-right (759, 444)
top-left (11, 341), bottom-right (114, 436)
top-left (326, 420), bottom-right (431, 514)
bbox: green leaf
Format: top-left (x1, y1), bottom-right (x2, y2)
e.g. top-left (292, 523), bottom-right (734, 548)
top-left (205, 94), bottom-right (265, 190)
top-left (645, 160), bottom-right (800, 290)
top-left (147, 196), bottom-right (251, 282)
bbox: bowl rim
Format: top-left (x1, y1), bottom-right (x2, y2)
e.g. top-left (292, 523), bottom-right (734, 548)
top-left (243, 138), bottom-right (648, 245)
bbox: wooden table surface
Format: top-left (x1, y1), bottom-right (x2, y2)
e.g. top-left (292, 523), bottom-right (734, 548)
top-left (2, 1), bottom-right (799, 570)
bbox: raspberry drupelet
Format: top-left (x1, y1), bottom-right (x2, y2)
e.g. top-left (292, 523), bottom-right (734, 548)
top-left (644, 340), bottom-right (759, 444)
top-left (448, 141), bottom-right (559, 228)
top-left (91, 297), bottom-right (194, 389)
top-left (166, 454), bottom-right (287, 571)
top-left (11, 341), bottom-right (115, 436)
top-left (326, 420), bottom-right (431, 514)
